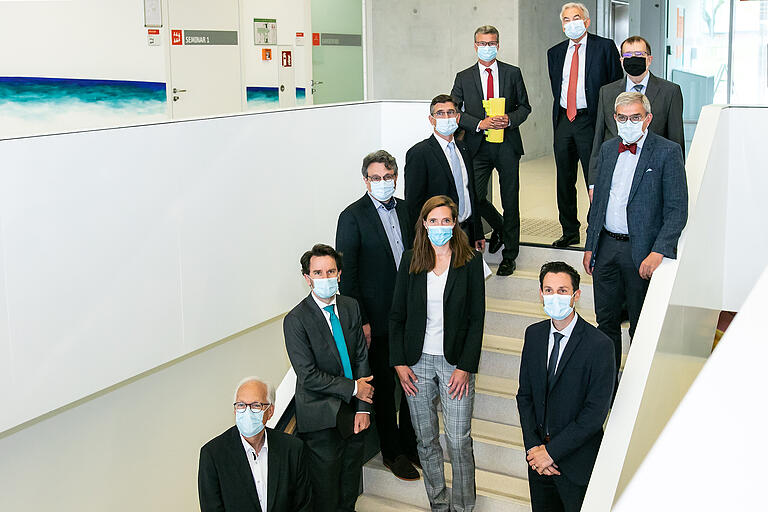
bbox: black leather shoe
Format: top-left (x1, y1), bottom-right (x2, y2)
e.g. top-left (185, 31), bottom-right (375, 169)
top-left (552, 233), bottom-right (580, 248)
top-left (497, 258), bottom-right (516, 276)
top-left (406, 452), bottom-right (422, 470)
top-left (487, 230), bottom-right (503, 254)
top-left (383, 455), bottom-right (420, 481)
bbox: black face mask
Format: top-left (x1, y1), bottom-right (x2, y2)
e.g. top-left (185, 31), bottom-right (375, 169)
top-left (623, 56), bottom-right (647, 77)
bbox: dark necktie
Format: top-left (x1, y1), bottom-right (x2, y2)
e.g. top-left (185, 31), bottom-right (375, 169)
top-left (382, 198), bottom-right (396, 211)
top-left (633, 84), bottom-right (644, 93)
top-left (619, 142), bottom-right (637, 154)
top-left (324, 305), bottom-right (353, 378)
top-left (547, 332), bottom-right (564, 390)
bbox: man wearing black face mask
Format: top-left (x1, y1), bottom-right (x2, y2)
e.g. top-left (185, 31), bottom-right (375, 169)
top-left (588, 36), bottom-right (684, 201)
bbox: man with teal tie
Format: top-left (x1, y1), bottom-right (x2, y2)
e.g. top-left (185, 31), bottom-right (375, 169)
top-left (284, 243), bottom-right (374, 512)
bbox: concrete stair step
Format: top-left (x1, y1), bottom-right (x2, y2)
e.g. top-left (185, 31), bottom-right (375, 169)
top-left (483, 245), bottom-right (585, 272)
top-left (473, 374), bottom-right (519, 426)
top-left (361, 457), bottom-right (531, 512)
top-left (485, 268), bottom-right (595, 310)
top-left (357, 494), bottom-right (428, 511)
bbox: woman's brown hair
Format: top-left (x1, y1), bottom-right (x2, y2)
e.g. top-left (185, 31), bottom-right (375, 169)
top-left (409, 195), bottom-right (475, 274)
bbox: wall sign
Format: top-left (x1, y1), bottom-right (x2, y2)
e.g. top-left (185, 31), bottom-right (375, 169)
top-left (319, 33), bottom-right (362, 47)
top-left (254, 18), bottom-right (277, 45)
top-left (147, 28), bottom-right (160, 47)
top-left (281, 51), bottom-right (292, 67)
top-left (143, 0), bottom-right (162, 28)
top-left (262, 48), bottom-right (272, 61)
top-left (183, 30), bottom-right (238, 45)
top-left (312, 32), bottom-right (320, 46)
top-left (296, 32), bottom-right (305, 46)
top-left (171, 29), bottom-right (183, 45)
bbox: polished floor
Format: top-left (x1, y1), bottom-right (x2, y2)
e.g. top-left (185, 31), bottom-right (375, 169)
top-left (491, 155), bottom-right (591, 248)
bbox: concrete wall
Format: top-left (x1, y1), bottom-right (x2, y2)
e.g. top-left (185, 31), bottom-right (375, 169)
top-left (0, 316), bottom-right (291, 512)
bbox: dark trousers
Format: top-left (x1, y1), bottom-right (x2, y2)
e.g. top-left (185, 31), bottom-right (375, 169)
top-left (299, 426), bottom-right (365, 512)
top-left (528, 468), bottom-right (588, 512)
top-left (553, 109), bottom-right (594, 237)
top-left (369, 334), bottom-right (417, 461)
top-left (472, 139), bottom-right (521, 261)
top-left (592, 234), bottom-right (650, 374)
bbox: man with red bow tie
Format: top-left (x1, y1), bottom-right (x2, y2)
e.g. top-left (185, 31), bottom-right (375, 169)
top-left (583, 91), bottom-right (688, 380)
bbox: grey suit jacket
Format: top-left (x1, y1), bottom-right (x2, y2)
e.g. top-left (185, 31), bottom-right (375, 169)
top-left (283, 293), bottom-right (371, 434)
top-left (585, 130), bottom-right (688, 270)
top-left (588, 73), bottom-right (685, 186)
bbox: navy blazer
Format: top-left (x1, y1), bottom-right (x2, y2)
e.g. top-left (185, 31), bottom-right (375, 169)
top-left (516, 317), bottom-right (615, 487)
top-left (335, 194), bottom-right (413, 338)
top-left (547, 33), bottom-right (622, 128)
top-left (283, 294), bottom-right (371, 434)
top-left (198, 427), bottom-right (312, 512)
top-left (404, 135), bottom-right (483, 243)
top-left (585, 130), bottom-right (689, 270)
top-left (450, 60), bottom-right (531, 156)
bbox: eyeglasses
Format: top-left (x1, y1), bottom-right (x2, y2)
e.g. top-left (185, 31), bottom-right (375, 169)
top-left (234, 401), bottom-right (271, 413)
top-left (431, 110), bottom-right (458, 118)
top-left (622, 51), bottom-right (648, 58)
top-left (475, 41), bottom-right (499, 47)
top-left (616, 114), bottom-right (645, 123)
top-left (367, 174), bottom-right (396, 183)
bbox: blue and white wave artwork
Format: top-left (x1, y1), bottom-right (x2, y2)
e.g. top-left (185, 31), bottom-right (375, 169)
top-left (0, 77), bottom-right (168, 138)
top-left (246, 86), bottom-right (307, 111)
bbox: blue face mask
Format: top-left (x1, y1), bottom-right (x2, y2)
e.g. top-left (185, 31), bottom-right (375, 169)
top-left (312, 277), bottom-right (338, 299)
top-left (477, 45), bottom-right (497, 62)
top-left (616, 119), bottom-right (644, 144)
top-left (435, 117), bottom-right (459, 136)
top-left (370, 179), bottom-right (395, 202)
top-left (564, 19), bottom-right (587, 40)
top-left (427, 225), bottom-right (454, 247)
top-left (543, 293), bottom-right (575, 321)
top-left (236, 409), bottom-right (265, 438)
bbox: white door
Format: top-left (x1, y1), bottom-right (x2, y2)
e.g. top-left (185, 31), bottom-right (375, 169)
top-left (168, 0), bottom-right (243, 119)
top-left (278, 45), bottom-right (296, 108)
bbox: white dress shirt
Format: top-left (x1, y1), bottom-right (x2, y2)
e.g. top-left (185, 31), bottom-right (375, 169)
top-left (477, 60), bottom-right (499, 100)
top-left (547, 313), bottom-right (579, 374)
top-left (311, 292), bottom-right (367, 408)
top-left (422, 270), bottom-right (449, 356)
top-left (240, 433), bottom-right (269, 512)
top-left (625, 72), bottom-right (650, 94)
top-left (432, 134), bottom-right (472, 222)
top-left (560, 36), bottom-right (588, 110)
top-left (604, 129), bottom-right (648, 234)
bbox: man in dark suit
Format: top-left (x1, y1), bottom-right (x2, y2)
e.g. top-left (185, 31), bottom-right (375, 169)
top-left (198, 377), bottom-right (312, 512)
top-left (451, 25), bottom-right (531, 276)
top-left (335, 150), bottom-right (420, 481)
top-left (547, 3), bottom-right (622, 248)
top-left (588, 35), bottom-right (685, 198)
top-left (284, 244), bottom-right (374, 512)
top-left (405, 94), bottom-right (485, 254)
top-left (517, 262), bottom-right (615, 512)
top-left (584, 92), bottom-right (688, 376)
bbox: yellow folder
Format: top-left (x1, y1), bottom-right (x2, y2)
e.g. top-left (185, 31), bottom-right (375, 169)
top-left (482, 97), bottom-right (506, 143)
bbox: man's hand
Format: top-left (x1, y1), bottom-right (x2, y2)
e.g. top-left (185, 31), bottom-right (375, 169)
top-left (362, 323), bottom-right (372, 349)
top-left (583, 250), bottom-right (593, 276)
top-left (639, 252), bottom-right (663, 280)
top-left (589, 187), bottom-right (594, 203)
top-left (447, 368), bottom-right (471, 400)
top-left (478, 117), bottom-right (495, 130)
top-left (355, 375), bottom-right (374, 403)
top-left (490, 114), bottom-right (509, 129)
top-left (353, 413), bottom-right (370, 434)
top-left (475, 239), bottom-right (486, 252)
top-left (395, 365), bottom-right (419, 396)
top-left (527, 445), bottom-right (559, 475)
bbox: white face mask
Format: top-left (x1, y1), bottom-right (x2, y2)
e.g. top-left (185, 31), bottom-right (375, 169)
top-left (564, 19), bottom-right (587, 40)
top-left (616, 119), bottom-right (644, 144)
top-left (542, 293), bottom-right (575, 321)
top-left (369, 179), bottom-right (395, 201)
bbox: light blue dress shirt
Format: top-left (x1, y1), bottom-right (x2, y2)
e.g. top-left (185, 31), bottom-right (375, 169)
top-left (604, 130), bottom-right (648, 235)
top-left (368, 193), bottom-right (404, 269)
top-left (625, 73), bottom-right (650, 94)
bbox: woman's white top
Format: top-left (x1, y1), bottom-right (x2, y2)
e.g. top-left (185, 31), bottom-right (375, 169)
top-left (422, 269), bottom-right (449, 355)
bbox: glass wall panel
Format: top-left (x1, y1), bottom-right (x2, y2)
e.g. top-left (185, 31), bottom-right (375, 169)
top-left (730, 0), bottom-right (768, 105)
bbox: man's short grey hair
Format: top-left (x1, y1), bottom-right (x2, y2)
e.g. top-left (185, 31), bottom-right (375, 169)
top-left (560, 2), bottom-right (590, 21)
top-left (361, 150), bottom-right (398, 178)
top-left (615, 91), bottom-right (652, 115)
top-left (233, 376), bottom-right (276, 405)
top-left (474, 25), bottom-right (499, 43)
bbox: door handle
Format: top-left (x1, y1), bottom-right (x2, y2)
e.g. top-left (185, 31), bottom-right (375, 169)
top-left (173, 88), bottom-right (187, 93)
top-left (173, 95), bottom-right (179, 101)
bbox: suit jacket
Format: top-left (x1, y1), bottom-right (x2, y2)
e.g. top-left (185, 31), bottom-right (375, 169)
top-left (198, 426), bottom-right (312, 512)
top-left (283, 293), bottom-right (371, 434)
top-left (450, 60), bottom-right (531, 156)
top-left (404, 135), bottom-right (483, 243)
top-left (547, 33), bottom-right (623, 129)
top-left (389, 250), bottom-right (485, 373)
top-left (335, 194), bottom-right (413, 338)
top-left (516, 317), bottom-right (615, 487)
top-left (585, 130), bottom-right (689, 270)
top-left (588, 73), bottom-right (685, 185)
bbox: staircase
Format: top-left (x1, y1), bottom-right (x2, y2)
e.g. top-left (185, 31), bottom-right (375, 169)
top-left (357, 245), bottom-right (630, 511)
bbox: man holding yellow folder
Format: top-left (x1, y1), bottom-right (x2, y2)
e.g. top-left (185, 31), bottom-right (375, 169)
top-left (451, 25), bottom-right (531, 276)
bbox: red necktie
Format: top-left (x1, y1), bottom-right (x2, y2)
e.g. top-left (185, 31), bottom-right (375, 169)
top-left (619, 142), bottom-right (637, 154)
top-left (486, 68), bottom-right (494, 99)
top-left (566, 43), bottom-right (581, 122)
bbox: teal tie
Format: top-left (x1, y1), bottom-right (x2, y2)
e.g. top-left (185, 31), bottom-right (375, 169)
top-left (324, 305), bottom-right (353, 379)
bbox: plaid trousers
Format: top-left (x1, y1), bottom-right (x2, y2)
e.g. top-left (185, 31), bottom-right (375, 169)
top-left (406, 353), bottom-right (476, 512)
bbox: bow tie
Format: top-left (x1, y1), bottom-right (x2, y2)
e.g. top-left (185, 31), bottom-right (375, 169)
top-left (619, 142), bottom-right (637, 154)
top-left (382, 198), bottom-right (396, 211)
